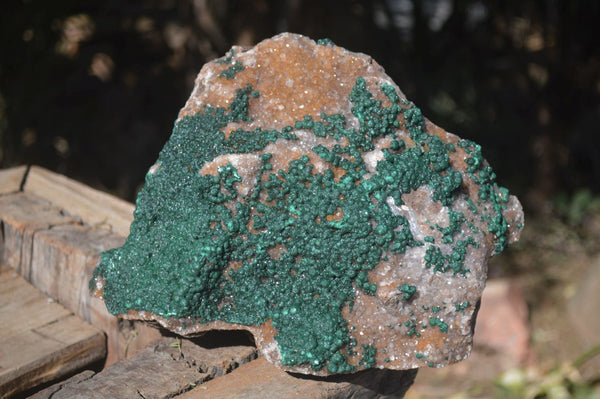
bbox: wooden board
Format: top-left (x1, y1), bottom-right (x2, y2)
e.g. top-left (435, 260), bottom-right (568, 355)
top-left (0, 165), bottom-right (134, 237)
top-left (0, 167), bottom-right (162, 366)
top-left (0, 264), bottom-right (106, 398)
top-left (0, 165), bottom-right (27, 195)
top-left (30, 337), bottom-right (257, 399)
top-left (23, 166), bottom-right (134, 238)
top-left (177, 356), bottom-right (417, 399)
top-left (0, 192), bottom-right (80, 279)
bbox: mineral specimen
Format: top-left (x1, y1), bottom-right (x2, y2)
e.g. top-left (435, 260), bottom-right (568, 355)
top-left (91, 33), bottom-right (524, 376)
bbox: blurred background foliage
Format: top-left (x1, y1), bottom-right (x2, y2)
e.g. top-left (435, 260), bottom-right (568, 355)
top-left (1, 0), bottom-right (599, 210)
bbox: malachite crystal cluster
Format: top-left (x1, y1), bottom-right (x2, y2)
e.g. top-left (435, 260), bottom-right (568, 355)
top-left (91, 33), bottom-right (524, 376)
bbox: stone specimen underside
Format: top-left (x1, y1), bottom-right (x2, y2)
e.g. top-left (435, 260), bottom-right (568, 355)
top-left (91, 33), bottom-right (524, 376)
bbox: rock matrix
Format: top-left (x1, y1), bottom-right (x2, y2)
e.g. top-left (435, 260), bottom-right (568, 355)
top-left (91, 33), bottom-right (524, 376)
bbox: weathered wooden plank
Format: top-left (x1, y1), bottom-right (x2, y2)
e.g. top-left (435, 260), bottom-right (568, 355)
top-left (0, 188), bottom-right (161, 366)
top-left (0, 294), bottom-right (71, 340)
top-left (30, 338), bottom-right (258, 399)
top-left (27, 222), bottom-right (162, 365)
top-left (1, 316), bottom-right (105, 382)
top-left (0, 267), bottom-right (71, 340)
top-left (0, 263), bottom-right (17, 283)
top-left (29, 370), bottom-right (96, 399)
top-left (178, 356), bottom-right (417, 399)
top-left (0, 267), bottom-right (27, 307)
top-left (0, 192), bottom-right (79, 277)
top-left (0, 266), bottom-right (106, 398)
top-left (23, 166), bottom-right (134, 237)
top-left (29, 223), bottom-right (124, 318)
top-left (0, 165), bottom-right (27, 194)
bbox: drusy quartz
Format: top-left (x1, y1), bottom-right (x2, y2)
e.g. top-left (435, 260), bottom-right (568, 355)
top-left (91, 33), bottom-right (524, 376)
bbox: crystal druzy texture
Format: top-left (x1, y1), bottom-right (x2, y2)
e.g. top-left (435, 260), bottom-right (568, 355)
top-left (91, 33), bottom-right (524, 376)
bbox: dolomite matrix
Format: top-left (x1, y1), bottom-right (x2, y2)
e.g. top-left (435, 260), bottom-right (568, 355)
top-left (91, 33), bottom-right (524, 376)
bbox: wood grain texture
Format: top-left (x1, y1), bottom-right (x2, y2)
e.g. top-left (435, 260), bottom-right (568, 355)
top-left (178, 356), bottom-right (417, 399)
top-left (22, 212), bottom-right (162, 366)
top-left (0, 265), bottom-right (106, 398)
top-left (23, 166), bottom-right (134, 237)
top-left (0, 167), bottom-right (162, 366)
top-left (0, 166), bottom-right (27, 195)
top-left (28, 370), bottom-right (96, 399)
top-left (0, 193), bottom-right (79, 278)
top-left (29, 337), bottom-right (257, 399)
